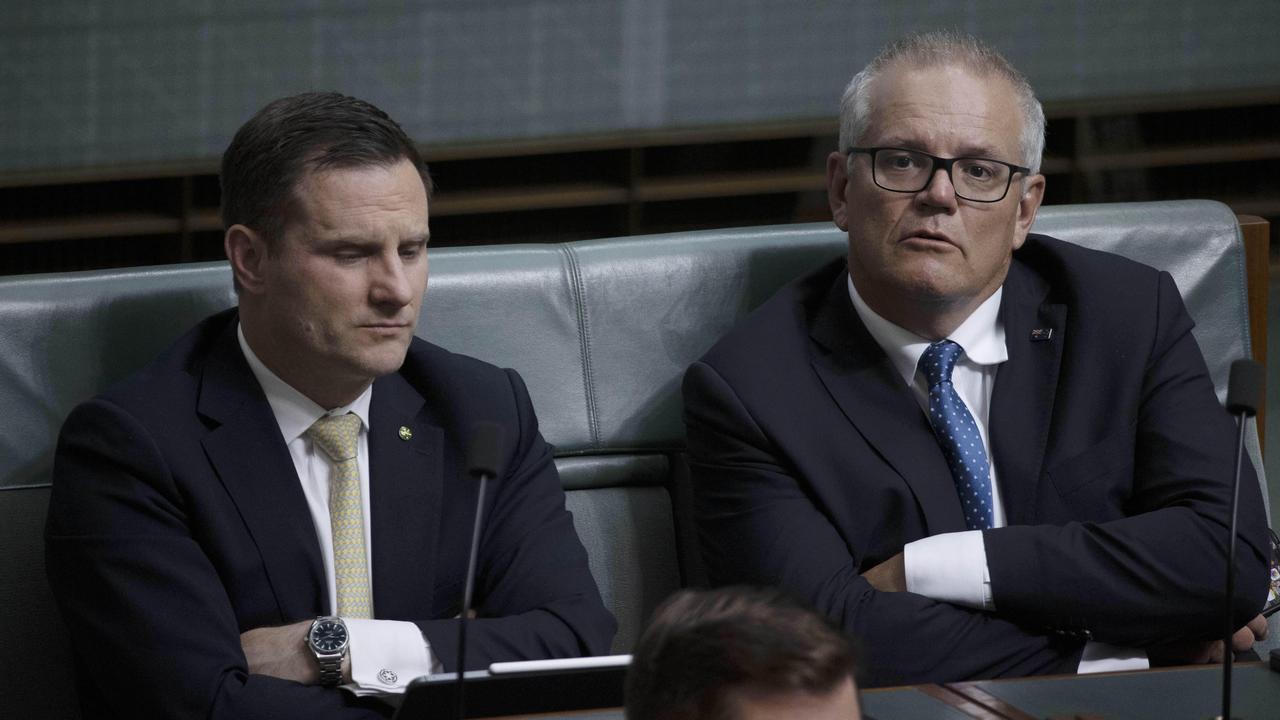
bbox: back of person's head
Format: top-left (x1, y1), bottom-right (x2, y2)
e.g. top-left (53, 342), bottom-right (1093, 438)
top-left (219, 91), bottom-right (432, 246)
top-left (625, 587), bottom-right (860, 720)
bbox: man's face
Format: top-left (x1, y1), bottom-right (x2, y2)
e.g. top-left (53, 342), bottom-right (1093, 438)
top-left (249, 158), bottom-right (430, 405)
top-left (827, 63), bottom-right (1044, 331)
top-left (732, 677), bottom-right (861, 720)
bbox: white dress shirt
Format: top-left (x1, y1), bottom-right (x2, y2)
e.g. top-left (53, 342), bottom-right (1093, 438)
top-left (847, 276), bottom-right (1147, 674)
top-left (238, 325), bottom-right (434, 694)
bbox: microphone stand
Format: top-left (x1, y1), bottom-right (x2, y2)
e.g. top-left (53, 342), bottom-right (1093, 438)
top-left (455, 422), bottom-right (504, 720)
top-left (455, 470), bottom-right (488, 720)
top-left (1221, 408), bottom-right (1247, 720)
top-left (1219, 358), bottom-right (1262, 720)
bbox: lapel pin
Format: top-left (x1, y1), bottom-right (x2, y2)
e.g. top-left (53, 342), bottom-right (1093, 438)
top-left (397, 426), bottom-right (413, 441)
top-left (1030, 328), bottom-right (1053, 342)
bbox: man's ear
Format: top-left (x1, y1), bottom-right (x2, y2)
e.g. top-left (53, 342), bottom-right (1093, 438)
top-left (225, 224), bottom-right (270, 294)
top-left (826, 151), bottom-right (850, 231)
top-left (1011, 173), bottom-right (1046, 251)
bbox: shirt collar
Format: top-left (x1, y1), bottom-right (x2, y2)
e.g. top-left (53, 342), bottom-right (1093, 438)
top-left (237, 323), bottom-right (372, 444)
top-left (846, 274), bottom-right (1008, 387)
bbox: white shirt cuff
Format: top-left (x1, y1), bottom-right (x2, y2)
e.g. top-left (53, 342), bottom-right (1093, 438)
top-left (1077, 641), bottom-right (1149, 674)
top-left (342, 618), bottom-right (433, 696)
top-left (903, 530), bottom-right (992, 610)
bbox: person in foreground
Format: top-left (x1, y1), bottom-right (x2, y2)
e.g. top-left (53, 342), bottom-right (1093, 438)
top-left (625, 587), bottom-right (861, 720)
top-left (45, 91), bottom-right (614, 719)
top-left (682, 31), bottom-right (1269, 686)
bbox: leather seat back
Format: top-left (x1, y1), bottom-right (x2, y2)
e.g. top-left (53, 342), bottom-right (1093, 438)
top-left (0, 200), bottom-right (1264, 718)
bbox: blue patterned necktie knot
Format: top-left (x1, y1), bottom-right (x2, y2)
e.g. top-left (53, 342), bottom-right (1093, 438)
top-left (921, 339), bottom-right (963, 389)
top-left (920, 340), bottom-right (995, 531)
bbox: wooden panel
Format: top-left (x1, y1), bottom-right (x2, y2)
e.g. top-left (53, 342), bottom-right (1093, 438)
top-left (1223, 197), bottom-right (1280, 218)
top-left (0, 213), bottom-right (181, 245)
top-left (1, 97), bottom-right (1279, 275)
top-left (188, 208), bottom-right (223, 232)
top-left (1078, 140), bottom-right (1280, 172)
top-left (431, 183), bottom-right (630, 216)
top-left (1240, 214), bottom-right (1269, 454)
top-left (420, 118), bottom-right (838, 161)
top-left (634, 168), bottom-right (825, 202)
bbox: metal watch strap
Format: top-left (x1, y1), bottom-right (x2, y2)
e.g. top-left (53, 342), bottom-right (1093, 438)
top-left (315, 651), bottom-right (344, 686)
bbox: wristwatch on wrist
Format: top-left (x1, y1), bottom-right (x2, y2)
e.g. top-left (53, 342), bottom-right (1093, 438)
top-left (306, 616), bottom-right (349, 687)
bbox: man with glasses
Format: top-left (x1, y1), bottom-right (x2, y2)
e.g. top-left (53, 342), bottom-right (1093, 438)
top-left (683, 32), bottom-right (1269, 685)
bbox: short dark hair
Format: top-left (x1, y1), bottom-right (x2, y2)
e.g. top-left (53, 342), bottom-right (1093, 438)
top-left (219, 91), bottom-right (432, 245)
top-left (625, 587), bottom-right (858, 720)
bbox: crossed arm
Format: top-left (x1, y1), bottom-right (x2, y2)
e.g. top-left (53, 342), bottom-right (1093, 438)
top-left (683, 318), bottom-right (1270, 686)
top-left (684, 360), bottom-right (1084, 685)
top-left (46, 369), bottom-right (612, 719)
top-left (860, 553), bottom-right (1268, 663)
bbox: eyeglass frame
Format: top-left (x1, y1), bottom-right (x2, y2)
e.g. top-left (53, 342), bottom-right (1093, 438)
top-left (845, 146), bottom-right (1032, 203)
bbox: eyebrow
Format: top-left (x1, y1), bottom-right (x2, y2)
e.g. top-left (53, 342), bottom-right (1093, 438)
top-left (314, 233), bottom-right (430, 251)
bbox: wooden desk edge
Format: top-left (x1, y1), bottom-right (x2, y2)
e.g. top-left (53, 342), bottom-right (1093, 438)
top-left (944, 661), bottom-right (1268, 720)
top-left (910, 683), bottom-right (1026, 719)
top-left (478, 664), bottom-right (1272, 720)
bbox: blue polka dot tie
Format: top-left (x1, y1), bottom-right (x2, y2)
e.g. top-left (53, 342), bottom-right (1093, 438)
top-left (920, 340), bottom-right (994, 531)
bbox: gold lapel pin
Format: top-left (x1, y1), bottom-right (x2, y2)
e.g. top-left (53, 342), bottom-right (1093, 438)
top-left (398, 426), bottom-right (413, 441)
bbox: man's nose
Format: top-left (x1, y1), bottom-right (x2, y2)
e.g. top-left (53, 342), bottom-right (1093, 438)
top-left (370, 252), bottom-right (415, 307)
top-left (917, 166), bottom-right (959, 209)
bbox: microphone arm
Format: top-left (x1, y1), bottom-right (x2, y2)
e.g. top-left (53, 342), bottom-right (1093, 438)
top-left (1221, 359), bottom-right (1262, 720)
top-left (456, 422), bottom-right (506, 720)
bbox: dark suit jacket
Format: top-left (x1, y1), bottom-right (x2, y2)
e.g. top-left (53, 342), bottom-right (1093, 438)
top-left (46, 309), bottom-right (615, 720)
top-left (683, 234), bottom-right (1269, 687)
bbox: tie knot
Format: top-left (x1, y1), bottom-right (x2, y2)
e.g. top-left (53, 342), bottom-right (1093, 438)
top-left (307, 413), bottom-right (361, 462)
top-left (920, 340), bottom-right (964, 388)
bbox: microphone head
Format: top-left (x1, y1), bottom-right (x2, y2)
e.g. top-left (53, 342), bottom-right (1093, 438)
top-left (1226, 358), bottom-right (1264, 417)
top-left (466, 421), bottom-right (506, 479)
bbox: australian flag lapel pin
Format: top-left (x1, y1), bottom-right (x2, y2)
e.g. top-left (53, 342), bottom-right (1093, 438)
top-left (1030, 328), bottom-right (1053, 342)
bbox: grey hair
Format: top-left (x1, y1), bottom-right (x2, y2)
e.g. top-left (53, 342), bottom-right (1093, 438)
top-left (838, 31), bottom-right (1045, 176)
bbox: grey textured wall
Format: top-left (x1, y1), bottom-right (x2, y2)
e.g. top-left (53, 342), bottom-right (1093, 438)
top-left (3, 0), bottom-right (1279, 172)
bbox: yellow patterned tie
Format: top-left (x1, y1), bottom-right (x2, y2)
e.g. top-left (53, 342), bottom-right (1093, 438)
top-left (307, 413), bottom-right (373, 619)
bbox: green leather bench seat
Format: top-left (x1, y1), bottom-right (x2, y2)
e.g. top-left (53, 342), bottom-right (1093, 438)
top-left (0, 200), bottom-right (1264, 719)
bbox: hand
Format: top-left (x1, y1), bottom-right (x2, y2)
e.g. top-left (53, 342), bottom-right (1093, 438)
top-left (240, 620), bottom-right (352, 685)
top-left (1149, 614), bottom-right (1268, 665)
top-left (1239, 613), bottom-right (1270, 649)
top-left (861, 552), bottom-right (906, 592)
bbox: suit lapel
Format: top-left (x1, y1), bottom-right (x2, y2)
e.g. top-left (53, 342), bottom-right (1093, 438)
top-left (198, 321), bottom-right (327, 621)
top-left (808, 274), bottom-right (969, 535)
top-left (368, 371), bottom-right (442, 620)
top-left (990, 258), bottom-right (1066, 526)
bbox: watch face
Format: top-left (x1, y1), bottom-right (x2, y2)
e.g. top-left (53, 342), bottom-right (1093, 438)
top-left (310, 619), bottom-right (348, 653)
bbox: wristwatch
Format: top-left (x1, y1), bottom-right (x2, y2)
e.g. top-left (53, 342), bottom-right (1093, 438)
top-left (306, 616), bottom-right (349, 687)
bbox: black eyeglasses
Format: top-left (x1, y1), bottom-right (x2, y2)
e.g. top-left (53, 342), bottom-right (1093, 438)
top-left (847, 147), bottom-right (1031, 203)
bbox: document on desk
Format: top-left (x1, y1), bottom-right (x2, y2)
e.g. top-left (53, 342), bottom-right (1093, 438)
top-left (488, 654), bottom-right (631, 674)
top-left (396, 654), bottom-right (632, 718)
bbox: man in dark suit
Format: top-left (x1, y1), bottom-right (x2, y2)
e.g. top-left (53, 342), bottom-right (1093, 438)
top-left (45, 92), bottom-right (614, 719)
top-left (683, 31), bottom-right (1269, 686)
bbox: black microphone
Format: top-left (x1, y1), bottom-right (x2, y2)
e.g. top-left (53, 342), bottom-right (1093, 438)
top-left (1220, 359), bottom-right (1262, 720)
top-left (455, 421), bottom-right (506, 720)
